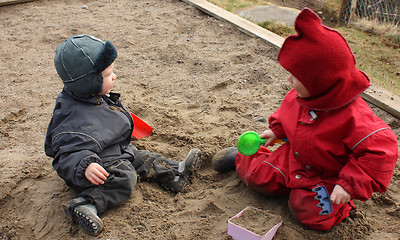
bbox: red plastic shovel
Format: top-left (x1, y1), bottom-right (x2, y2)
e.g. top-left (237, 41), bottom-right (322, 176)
top-left (130, 113), bottom-right (153, 139)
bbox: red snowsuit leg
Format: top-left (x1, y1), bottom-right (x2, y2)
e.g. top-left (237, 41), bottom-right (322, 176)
top-left (289, 185), bottom-right (355, 230)
top-left (235, 146), bottom-right (355, 231)
top-left (235, 146), bottom-right (290, 196)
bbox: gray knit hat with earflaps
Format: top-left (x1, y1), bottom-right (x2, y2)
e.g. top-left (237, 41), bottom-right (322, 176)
top-left (54, 35), bottom-right (117, 97)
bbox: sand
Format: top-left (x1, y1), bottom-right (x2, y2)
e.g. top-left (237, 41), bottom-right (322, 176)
top-left (0, 0), bottom-right (399, 239)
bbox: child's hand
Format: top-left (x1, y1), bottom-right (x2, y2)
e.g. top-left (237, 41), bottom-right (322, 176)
top-left (85, 163), bottom-right (109, 185)
top-left (260, 130), bottom-right (278, 146)
top-left (330, 184), bottom-right (351, 204)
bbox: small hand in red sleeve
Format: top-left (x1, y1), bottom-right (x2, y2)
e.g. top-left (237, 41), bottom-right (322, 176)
top-left (330, 184), bottom-right (351, 204)
top-left (85, 163), bottom-right (109, 185)
top-left (260, 129), bottom-right (278, 146)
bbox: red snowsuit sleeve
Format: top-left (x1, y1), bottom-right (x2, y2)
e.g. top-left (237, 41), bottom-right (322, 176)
top-left (268, 112), bottom-right (286, 139)
top-left (337, 127), bottom-right (398, 201)
top-left (268, 90), bottom-right (298, 139)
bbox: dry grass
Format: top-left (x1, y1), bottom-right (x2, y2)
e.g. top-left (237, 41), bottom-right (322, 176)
top-left (339, 25), bottom-right (400, 93)
top-left (207, 0), bottom-right (271, 11)
top-left (351, 18), bottom-right (400, 45)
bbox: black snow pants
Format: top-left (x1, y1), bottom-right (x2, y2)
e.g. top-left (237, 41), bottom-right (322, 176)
top-left (70, 144), bottom-right (180, 214)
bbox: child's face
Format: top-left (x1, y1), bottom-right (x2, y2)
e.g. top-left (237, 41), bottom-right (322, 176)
top-left (287, 74), bottom-right (310, 98)
top-left (99, 62), bottom-right (116, 95)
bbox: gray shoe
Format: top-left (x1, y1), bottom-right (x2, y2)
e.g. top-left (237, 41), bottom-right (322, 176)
top-left (62, 197), bottom-right (103, 236)
top-left (211, 147), bottom-right (238, 173)
top-left (178, 148), bottom-right (202, 181)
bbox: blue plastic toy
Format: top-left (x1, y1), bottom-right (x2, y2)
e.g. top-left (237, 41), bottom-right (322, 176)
top-left (312, 185), bottom-right (333, 216)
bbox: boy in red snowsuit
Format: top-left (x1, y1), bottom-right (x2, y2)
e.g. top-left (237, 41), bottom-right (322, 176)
top-left (212, 8), bottom-right (398, 230)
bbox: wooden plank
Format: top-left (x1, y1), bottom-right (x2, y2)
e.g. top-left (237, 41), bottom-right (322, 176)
top-left (181, 0), bottom-right (284, 49)
top-left (182, 0), bottom-right (400, 117)
top-left (362, 85), bottom-right (400, 118)
top-left (0, 0), bottom-right (36, 7)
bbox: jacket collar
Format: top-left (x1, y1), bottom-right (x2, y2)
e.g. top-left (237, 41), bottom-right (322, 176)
top-left (63, 87), bottom-right (104, 105)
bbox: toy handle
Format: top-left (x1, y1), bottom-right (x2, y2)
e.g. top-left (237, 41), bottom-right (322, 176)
top-left (272, 138), bottom-right (288, 144)
top-left (260, 138), bottom-right (288, 145)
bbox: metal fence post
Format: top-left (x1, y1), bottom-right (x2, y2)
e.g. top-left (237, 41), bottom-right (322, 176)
top-left (340, 0), bottom-right (353, 23)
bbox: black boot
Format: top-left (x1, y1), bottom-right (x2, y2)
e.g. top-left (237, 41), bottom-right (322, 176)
top-left (211, 147), bottom-right (238, 173)
top-left (160, 148), bottom-right (202, 193)
top-left (62, 197), bottom-right (103, 236)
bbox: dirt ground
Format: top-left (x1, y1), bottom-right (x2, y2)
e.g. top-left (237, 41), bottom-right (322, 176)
top-left (1, 0), bottom-right (400, 239)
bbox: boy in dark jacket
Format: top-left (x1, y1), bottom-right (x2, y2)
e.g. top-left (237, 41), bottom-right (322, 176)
top-left (45, 35), bottom-right (202, 236)
top-left (212, 9), bottom-right (398, 230)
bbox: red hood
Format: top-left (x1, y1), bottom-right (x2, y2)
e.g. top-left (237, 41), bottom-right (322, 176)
top-left (277, 8), bottom-right (370, 111)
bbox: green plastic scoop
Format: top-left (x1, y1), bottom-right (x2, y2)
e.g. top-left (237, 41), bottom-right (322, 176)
top-left (237, 131), bottom-right (288, 156)
top-left (236, 131), bottom-right (266, 156)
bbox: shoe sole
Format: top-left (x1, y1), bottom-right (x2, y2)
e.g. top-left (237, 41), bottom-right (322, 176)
top-left (73, 207), bottom-right (103, 236)
top-left (63, 203), bottom-right (103, 236)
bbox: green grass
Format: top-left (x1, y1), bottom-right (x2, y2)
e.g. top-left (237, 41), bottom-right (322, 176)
top-left (258, 21), bottom-right (296, 37)
top-left (208, 0), bottom-right (400, 95)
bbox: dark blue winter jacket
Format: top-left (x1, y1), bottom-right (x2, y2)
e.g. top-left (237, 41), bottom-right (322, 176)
top-left (45, 88), bottom-right (134, 188)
